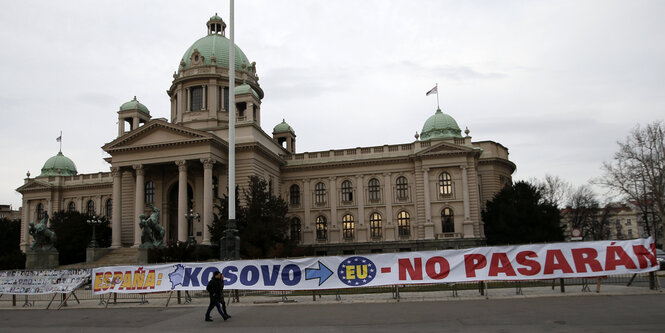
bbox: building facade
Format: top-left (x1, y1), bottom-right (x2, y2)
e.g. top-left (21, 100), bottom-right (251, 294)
top-left (16, 14), bottom-right (515, 255)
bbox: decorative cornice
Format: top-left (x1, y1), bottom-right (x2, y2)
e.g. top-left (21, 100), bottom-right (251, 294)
top-left (478, 158), bottom-right (517, 173)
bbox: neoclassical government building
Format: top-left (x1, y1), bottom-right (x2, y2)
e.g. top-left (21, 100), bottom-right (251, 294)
top-left (17, 14), bottom-right (515, 255)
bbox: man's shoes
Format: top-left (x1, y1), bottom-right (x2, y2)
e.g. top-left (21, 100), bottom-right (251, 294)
top-left (223, 314), bottom-right (230, 321)
top-left (205, 318), bottom-right (213, 322)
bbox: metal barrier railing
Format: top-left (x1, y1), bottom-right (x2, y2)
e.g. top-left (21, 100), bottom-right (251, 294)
top-left (0, 273), bottom-right (658, 307)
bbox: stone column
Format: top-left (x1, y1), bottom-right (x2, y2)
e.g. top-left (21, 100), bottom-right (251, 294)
top-left (201, 158), bottom-right (216, 245)
top-left (133, 164), bottom-right (145, 247)
top-left (202, 85), bottom-right (207, 110)
top-left (111, 167), bottom-right (122, 248)
top-left (21, 199), bottom-right (30, 252)
top-left (329, 177), bottom-right (338, 241)
top-left (186, 88), bottom-right (191, 112)
top-left (177, 160), bottom-right (188, 243)
top-left (384, 173), bottom-right (394, 241)
top-left (329, 177), bottom-right (337, 225)
top-left (132, 117), bottom-right (139, 131)
top-left (356, 175), bottom-right (366, 241)
top-left (423, 168), bottom-right (435, 239)
top-left (303, 179), bottom-right (311, 243)
top-left (461, 166), bottom-right (474, 238)
top-left (118, 119), bottom-right (125, 137)
top-left (46, 199), bottom-right (53, 219)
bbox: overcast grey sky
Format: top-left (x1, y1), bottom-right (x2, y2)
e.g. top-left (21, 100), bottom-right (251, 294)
top-left (1, 0), bottom-right (663, 209)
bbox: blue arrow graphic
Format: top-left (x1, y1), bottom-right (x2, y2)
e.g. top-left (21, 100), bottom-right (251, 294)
top-left (305, 261), bottom-right (333, 286)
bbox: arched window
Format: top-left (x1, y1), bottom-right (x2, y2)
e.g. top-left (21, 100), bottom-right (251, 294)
top-left (396, 176), bottom-right (408, 200)
top-left (86, 200), bottom-right (96, 216)
top-left (67, 201), bottom-right (76, 212)
top-left (315, 215), bottom-right (327, 240)
top-left (439, 172), bottom-right (452, 195)
top-left (370, 212), bottom-right (382, 238)
top-left (398, 211), bottom-right (410, 236)
top-left (368, 178), bottom-right (380, 202)
top-left (442, 208), bottom-right (454, 233)
top-left (314, 182), bottom-right (327, 205)
top-left (290, 217), bottom-right (301, 241)
top-left (145, 181), bottom-right (155, 204)
top-left (341, 180), bottom-right (353, 202)
top-left (36, 203), bottom-right (44, 220)
top-left (342, 214), bottom-right (355, 239)
top-left (289, 184), bottom-right (300, 205)
top-left (106, 199), bottom-right (113, 218)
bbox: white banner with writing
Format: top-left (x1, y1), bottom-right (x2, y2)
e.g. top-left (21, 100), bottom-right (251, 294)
top-left (0, 269), bottom-right (90, 295)
top-left (92, 238), bottom-right (659, 294)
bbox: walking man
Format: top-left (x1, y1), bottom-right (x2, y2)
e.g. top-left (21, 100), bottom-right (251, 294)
top-left (205, 271), bottom-right (231, 322)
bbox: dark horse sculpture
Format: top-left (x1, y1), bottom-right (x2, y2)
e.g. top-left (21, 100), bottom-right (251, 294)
top-left (28, 211), bottom-right (57, 251)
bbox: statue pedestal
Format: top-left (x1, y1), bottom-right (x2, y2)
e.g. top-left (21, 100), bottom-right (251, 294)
top-left (25, 250), bottom-right (59, 269)
top-left (86, 248), bottom-right (112, 263)
top-left (138, 248), bottom-right (149, 265)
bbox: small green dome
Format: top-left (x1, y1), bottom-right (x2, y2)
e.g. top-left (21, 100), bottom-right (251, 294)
top-left (235, 83), bottom-right (259, 99)
top-left (39, 151), bottom-right (77, 177)
top-left (120, 96), bottom-right (150, 115)
top-left (209, 13), bottom-right (223, 21)
top-left (420, 108), bottom-right (462, 141)
top-left (273, 119), bottom-right (295, 135)
top-left (180, 34), bottom-right (251, 71)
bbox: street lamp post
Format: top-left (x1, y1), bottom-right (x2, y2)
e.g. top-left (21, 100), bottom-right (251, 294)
top-left (86, 216), bottom-right (103, 248)
top-left (185, 209), bottom-right (200, 246)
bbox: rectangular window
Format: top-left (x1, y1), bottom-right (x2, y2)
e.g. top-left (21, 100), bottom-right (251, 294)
top-left (223, 87), bottom-right (229, 111)
top-left (190, 86), bottom-right (203, 111)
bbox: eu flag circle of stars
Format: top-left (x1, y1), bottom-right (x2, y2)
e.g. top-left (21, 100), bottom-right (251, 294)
top-left (337, 256), bottom-right (376, 286)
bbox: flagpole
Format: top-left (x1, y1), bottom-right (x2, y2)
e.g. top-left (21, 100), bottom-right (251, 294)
top-left (59, 130), bottom-right (62, 152)
top-left (229, 0), bottom-right (236, 223)
top-left (436, 83), bottom-right (440, 110)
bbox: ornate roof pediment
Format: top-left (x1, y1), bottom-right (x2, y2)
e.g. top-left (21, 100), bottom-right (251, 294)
top-left (102, 119), bottom-right (224, 153)
top-left (415, 141), bottom-right (477, 157)
top-left (16, 180), bottom-right (53, 193)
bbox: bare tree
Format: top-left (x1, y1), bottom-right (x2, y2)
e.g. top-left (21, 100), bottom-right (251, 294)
top-left (535, 174), bottom-right (571, 209)
top-left (563, 185), bottom-right (614, 240)
top-left (596, 121), bottom-right (665, 245)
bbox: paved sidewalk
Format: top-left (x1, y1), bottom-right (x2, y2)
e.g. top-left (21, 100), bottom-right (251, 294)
top-left (1, 279), bottom-right (662, 311)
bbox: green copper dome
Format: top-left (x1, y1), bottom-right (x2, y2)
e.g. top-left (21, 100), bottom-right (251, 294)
top-left (420, 108), bottom-right (462, 141)
top-left (273, 119), bottom-right (295, 135)
top-left (120, 96), bottom-right (149, 115)
top-left (38, 151), bottom-right (77, 177)
top-left (235, 83), bottom-right (260, 99)
top-left (180, 33), bottom-right (251, 71)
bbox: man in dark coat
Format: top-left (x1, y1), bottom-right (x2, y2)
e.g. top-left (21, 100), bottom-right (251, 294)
top-left (205, 271), bottom-right (231, 322)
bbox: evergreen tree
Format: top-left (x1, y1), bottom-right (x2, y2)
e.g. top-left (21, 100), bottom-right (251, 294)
top-left (208, 185), bottom-right (241, 246)
top-left (238, 176), bottom-right (291, 258)
top-left (483, 181), bottom-right (564, 245)
top-left (0, 218), bottom-right (25, 269)
top-left (50, 211), bottom-right (111, 265)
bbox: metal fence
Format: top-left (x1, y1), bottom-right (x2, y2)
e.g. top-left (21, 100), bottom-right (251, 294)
top-left (1, 272), bottom-right (657, 308)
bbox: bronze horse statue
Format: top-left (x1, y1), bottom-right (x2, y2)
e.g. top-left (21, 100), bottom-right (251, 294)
top-left (28, 211), bottom-right (57, 251)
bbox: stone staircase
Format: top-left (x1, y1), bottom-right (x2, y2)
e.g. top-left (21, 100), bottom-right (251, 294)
top-left (92, 247), bottom-right (140, 267)
top-left (59, 247), bottom-right (140, 269)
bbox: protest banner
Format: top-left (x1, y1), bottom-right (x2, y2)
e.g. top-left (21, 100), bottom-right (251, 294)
top-left (92, 238), bottom-right (659, 294)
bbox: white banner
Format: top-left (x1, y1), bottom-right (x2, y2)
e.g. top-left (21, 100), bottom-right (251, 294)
top-left (92, 238), bottom-right (659, 294)
top-left (0, 269), bottom-right (90, 295)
